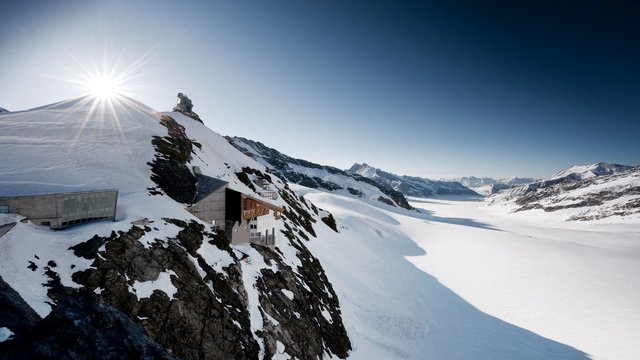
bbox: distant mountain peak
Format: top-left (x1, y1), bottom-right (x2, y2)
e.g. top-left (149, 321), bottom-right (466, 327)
top-left (226, 137), bottom-right (413, 209)
top-left (0, 107), bottom-right (9, 113)
top-left (347, 163), bottom-right (479, 197)
top-left (549, 162), bottom-right (634, 181)
top-left (348, 163), bottom-right (378, 178)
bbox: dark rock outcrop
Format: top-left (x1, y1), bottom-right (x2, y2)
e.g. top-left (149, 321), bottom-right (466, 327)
top-left (254, 244), bottom-right (351, 359)
top-left (351, 173), bottom-right (413, 208)
top-left (232, 167), bottom-right (351, 358)
top-left (0, 275), bottom-right (41, 339)
top-left (172, 93), bottom-right (203, 123)
top-left (0, 291), bottom-right (177, 360)
top-left (70, 224), bottom-right (260, 360)
top-left (321, 213), bottom-right (338, 232)
top-left (148, 115), bottom-right (197, 203)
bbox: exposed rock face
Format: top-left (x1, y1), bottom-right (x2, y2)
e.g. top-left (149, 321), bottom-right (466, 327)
top-left (348, 163), bottom-right (480, 197)
top-left (172, 93), bottom-right (203, 123)
top-left (548, 162), bottom-right (634, 181)
top-left (69, 224), bottom-right (260, 360)
top-left (232, 167), bottom-right (351, 358)
top-left (351, 173), bottom-right (412, 208)
top-left (60, 191), bottom-right (351, 360)
top-left (0, 107), bottom-right (9, 113)
top-left (258, 177), bottom-right (350, 358)
top-left (148, 115), bottom-right (198, 203)
top-left (227, 136), bottom-right (412, 209)
top-left (1, 103), bottom-right (352, 359)
top-left (490, 165), bottom-right (640, 220)
top-left (0, 275), bottom-right (41, 339)
top-left (0, 291), bottom-right (177, 360)
top-left (254, 244), bottom-right (351, 359)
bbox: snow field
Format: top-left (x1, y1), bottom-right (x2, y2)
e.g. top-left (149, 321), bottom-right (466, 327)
top-left (300, 187), bottom-right (638, 360)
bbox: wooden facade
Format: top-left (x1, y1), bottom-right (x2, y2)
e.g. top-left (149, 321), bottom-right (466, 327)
top-left (241, 194), bottom-right (282, 221)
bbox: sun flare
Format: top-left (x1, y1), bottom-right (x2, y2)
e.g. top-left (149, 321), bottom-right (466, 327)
top-left (85, 74), bottom-right (121, 100)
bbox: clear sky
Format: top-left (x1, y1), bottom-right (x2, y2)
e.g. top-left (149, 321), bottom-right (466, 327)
top-left (1, 1), bottom-right (639, 179)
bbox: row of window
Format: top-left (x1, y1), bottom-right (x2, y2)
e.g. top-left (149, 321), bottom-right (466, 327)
top-left (60, 192), bottom-right (116, 223)
top-left (61, 216), bottom-right (112, 228)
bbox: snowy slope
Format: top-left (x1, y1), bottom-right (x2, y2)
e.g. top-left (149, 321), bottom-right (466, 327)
top-left (226, 137), bottom-right (412, 209)
top-left (0, 96), bottom-right (161, 196)
top-left (489, 163), bottom-right (640, 221)
top-left (297, 187), bottom-right (614, 360)
top-left (0, 95), bottom-right (264, 313)
top-left (0, 95), bottom-right (351, 359)
top-left (2, 95), bottom-right (634, 359)
top-left (348, 163), bottom-right (479, 197)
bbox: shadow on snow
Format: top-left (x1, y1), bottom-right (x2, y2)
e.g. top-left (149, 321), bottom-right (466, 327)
top-left (306, 193), bottom-right (589, 360)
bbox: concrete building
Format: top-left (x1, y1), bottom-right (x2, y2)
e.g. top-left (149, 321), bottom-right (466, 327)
top-left (188, 168), bottom-right (282, 246)
top-left (0, 189), bottom-right (118, 230)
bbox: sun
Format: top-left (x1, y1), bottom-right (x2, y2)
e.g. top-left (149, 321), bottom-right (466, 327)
top-left (85, 74), bottom-right (122, 100)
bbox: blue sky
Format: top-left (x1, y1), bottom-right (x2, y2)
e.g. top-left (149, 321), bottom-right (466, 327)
top-left (1, 1), bottom-right (639, 178)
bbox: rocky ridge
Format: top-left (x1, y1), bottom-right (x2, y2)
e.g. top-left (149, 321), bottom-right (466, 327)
top-left (227, 137), bottom-right (412, 209)
top-left (489, 163), bottom-right (640, 220)
top-left (0, 288), bottom-right (177, 360)
top-left (348, 163), bottom-right (479, 197)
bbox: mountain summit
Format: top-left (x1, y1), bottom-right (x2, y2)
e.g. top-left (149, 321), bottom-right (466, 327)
top-left (548, 162), bottom-right (634, 181)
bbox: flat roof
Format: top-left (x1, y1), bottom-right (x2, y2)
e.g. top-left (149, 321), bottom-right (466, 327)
top-left (0, 189), bottom-right (118, 200)
top-left (194, 174), bottom-right (228, 203)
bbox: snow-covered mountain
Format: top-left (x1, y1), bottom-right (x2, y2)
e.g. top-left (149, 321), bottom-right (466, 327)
top-left (453, 176), bottom-right (536, 195)
top-left (489, 162), bottom-right (640, 221)
top-left (3, 95), bottom-right (631, 359)
top-left (348, 163), bottom-right (479, 197)
top-left (226, 137), bottom-right (412, 209)
top-left (0, 107), bottom-right (9, 113)
top-left (547, 162), bottom-right (634, 181)
top-left (0, 95), bottom-right (351, 359)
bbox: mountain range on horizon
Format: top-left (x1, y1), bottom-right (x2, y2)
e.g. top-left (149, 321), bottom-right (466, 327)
top-left (0, 94), bottom-right (639, 359)
top-left (347, 162), bottom-right (480, 197)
